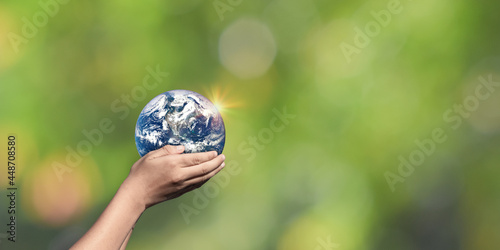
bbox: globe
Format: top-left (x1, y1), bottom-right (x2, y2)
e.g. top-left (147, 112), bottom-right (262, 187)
top-left (135, 90), bottom-right (226, 157)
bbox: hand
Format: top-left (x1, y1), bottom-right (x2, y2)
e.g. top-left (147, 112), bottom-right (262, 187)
top-left (71, 145), bottom-right (225, 250)
top-left (123, 145), bottom-right (226, 209)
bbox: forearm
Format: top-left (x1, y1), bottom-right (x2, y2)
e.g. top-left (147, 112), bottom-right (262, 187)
top-left (119, 228), bottom-right (134, 250)
top-left (71, 180), bottom-right (144, 249)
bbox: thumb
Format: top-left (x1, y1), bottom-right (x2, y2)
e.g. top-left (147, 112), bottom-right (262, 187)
top-left (147, 145), bottom-right (185, 159)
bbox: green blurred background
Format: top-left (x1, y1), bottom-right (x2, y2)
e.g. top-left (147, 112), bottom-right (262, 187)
top-left (1, 0), bottom-right (500, 249)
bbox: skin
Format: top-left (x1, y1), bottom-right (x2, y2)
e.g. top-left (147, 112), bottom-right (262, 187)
top-left (71, 145), bottom-right (225, 250)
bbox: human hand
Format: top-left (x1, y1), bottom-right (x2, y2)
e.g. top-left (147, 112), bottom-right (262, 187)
top-left (71, 145), bottom-right (224, 250)
top-left (122, 145), bottom-right (225, 210)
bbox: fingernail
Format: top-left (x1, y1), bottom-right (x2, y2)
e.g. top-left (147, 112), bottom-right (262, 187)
top-left (213, 151), bottom-right (218, 157)
top-left (221, 154), bottom-right (225, 160)
top-left (177, 145), bottom-right (184, 151)
top-left (221, 162), bottom-right (226, 168)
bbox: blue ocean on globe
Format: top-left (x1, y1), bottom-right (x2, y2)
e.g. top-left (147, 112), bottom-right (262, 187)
top-left (135, 90), bottom-right (225, 157)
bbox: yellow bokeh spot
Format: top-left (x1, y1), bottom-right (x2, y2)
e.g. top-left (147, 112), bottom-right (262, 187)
top-left (278, 214), bottom-right (337, 250)
top-left (0, 6), bottom-right (24, 71)
top-left (21, 153), bottom-right (103, 227)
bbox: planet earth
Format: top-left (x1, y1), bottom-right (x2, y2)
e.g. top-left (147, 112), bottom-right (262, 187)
top-left (135, 90), bottom-right (225, 157)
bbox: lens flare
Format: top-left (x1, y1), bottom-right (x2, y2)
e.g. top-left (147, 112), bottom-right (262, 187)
top-left (205, 85), bottom-right (244, 115)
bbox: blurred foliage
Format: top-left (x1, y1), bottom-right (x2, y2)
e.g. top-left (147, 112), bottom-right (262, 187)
top-left (1, 0), bottom-right (500, 249)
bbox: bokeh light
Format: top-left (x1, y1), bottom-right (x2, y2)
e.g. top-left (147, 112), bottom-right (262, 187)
top-left (462, 57), bottom-right (500, 133)
top-left (21, 154), bottom-right (102, 227)
top-left (219, 18), bottom-right (277, 80)
top-left (0, 5), bottom-right (23, 72)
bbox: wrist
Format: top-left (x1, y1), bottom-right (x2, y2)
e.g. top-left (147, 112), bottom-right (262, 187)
top-left (118, 177), bottom-right (147, 215)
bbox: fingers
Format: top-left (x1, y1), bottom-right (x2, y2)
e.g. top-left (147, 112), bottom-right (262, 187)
top-left (146, 145), bottom-right (184, 160)
top-left (169, 151), bottom-right (219, 167)
top-left (183, 162), bottom-right (225, 187)
top-left (183, 154), bottom-right (225, 179)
